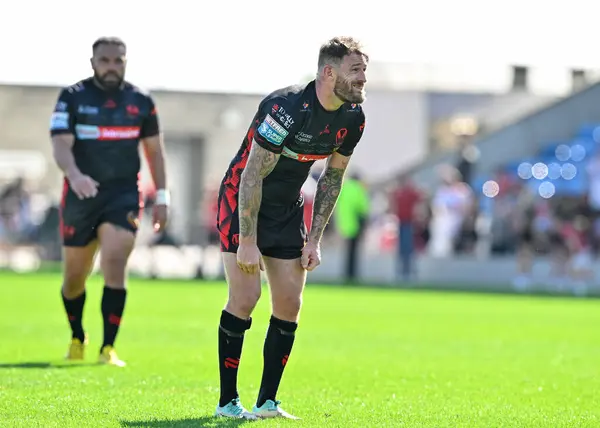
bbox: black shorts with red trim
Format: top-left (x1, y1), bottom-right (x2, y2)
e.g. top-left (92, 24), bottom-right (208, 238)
top-left (59, 180), bottom-right (141, 247)
top-left (216, 183), bottom-right (307, 260)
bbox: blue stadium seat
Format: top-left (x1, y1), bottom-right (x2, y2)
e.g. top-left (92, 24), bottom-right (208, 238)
top-left (576, 124), bottom-right (600, 139)
top-left (569, 137), bottom-right (597, 159)
top-left (495, 122), bottom-right (600, 198)
top-left (539, 142), bottom-right (568, 158)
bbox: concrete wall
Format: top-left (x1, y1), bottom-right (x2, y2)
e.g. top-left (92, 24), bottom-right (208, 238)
top-left (355, 90), bottom-right (429, 181)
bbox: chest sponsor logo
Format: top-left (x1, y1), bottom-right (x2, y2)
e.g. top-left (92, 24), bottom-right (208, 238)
top-left (78, 105), bottom-right (99, 115)
top-left (257, 114), bottom-right (289, 146)
top-left (295, 132), bottom-right (313, 143)
top-left (50, 112), bottom-right (70, 131)
top-left (282, 147), bottom-right (329, 162)
top-left (75, 124), bottom-right (141, 141)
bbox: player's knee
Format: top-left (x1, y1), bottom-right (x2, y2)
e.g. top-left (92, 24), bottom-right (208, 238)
top-left (100, 251), bottom-right (129, 286)
top-left (226, 286), bottom-right (261, 319)
top-left (62, 272), bottom-right (87, 298)
top-left (100, 250), bottom-right (128, 272)
top-left (273, 293), bottom-right (302, 321)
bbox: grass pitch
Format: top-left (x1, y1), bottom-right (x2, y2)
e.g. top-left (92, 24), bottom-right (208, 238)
top-left (0, 271), bottom-right (599, 427)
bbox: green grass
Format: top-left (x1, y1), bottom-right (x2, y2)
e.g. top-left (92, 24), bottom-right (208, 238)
top-left (0, 271), bottom-right (599, 427)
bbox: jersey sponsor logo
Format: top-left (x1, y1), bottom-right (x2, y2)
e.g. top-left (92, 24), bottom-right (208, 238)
top-left (272, 106), bottom-right (294, 128)
top-left (77, 105), bottom-right (99, 115)
top-left (258, 114), bottom-right (288, 145)
top-left (295, 132), bottom-right (313, 143)
top-left (75, 124), bottom-right (141, 141)
top-left (75, 124), bottom-right (100, 139)
top-left (264, 114), bottom-right (287, 136)
top-left (50, 112), bottom-right (70, 130)
top-left (282, 146), bottom-right (329, 162)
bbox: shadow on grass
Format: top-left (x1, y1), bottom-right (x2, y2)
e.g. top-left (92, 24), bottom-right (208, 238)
top-left (120, 416), bottom-right (254, 428)
top-left (0, 361), bottom-right (100, 369)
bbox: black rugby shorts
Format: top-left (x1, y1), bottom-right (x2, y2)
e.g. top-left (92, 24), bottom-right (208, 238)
top-left (216, 184), bottom-right (307, 260)
top-left (59, 180), bottom-right (141, 247)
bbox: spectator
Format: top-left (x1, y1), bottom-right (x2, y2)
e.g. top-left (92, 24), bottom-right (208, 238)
top-left (334, 172), bottom-right (370, 283)
top-left (429, 165), bottom-right (473, 258)
top-left (389, 173), bottom-right (422, 281)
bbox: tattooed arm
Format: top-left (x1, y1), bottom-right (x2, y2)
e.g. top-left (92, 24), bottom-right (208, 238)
top-left (308, 152), bottom-right (351, 243)
top-left (238, 142), bottom-right (281, 244)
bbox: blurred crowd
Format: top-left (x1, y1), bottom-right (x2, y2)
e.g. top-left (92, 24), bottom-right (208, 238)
top-left (3, 154), bottom-right (599, 294)
top-left (0, 178), bottom-right (62, 260)
top-left (326, 154), bottom-right (600, 293)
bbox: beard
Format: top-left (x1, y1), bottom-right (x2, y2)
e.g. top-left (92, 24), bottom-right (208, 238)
top-left (333, 76), bottom-right (365, 104)
top-left (94, 71), bottom-right (124, 90)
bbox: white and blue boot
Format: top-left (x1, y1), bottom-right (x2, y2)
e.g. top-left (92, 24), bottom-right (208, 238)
top-left (215, 398), bottom-right (257, 420)
top-left (252, 399), bottom-right (299, 420)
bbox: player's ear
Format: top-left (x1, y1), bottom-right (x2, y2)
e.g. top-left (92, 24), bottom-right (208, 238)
top-left (323, 64), bottom-right (335, 81)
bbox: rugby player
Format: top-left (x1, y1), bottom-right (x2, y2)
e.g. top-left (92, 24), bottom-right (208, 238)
top-left (215, 36), bottom-right (367, 419)
top-left (49, 37), bottom-right (169, 367)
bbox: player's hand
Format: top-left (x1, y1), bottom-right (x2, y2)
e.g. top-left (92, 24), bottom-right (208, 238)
top-left (68, 171), bottom-right (99, 199)
top-left (301, 240), bottom-right (321, 271)
top-left (153, 204), bottom-right (168, 232)
top-left (237, 242), bottom-right (265, 275)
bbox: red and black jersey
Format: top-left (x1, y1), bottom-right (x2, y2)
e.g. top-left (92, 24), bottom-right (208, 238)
top-left (49, 78), bottom-right (160, 190)
top-left (221, 80), bottom-right (366, 206)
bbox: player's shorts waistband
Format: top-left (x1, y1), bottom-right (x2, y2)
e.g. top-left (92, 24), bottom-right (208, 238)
top-left (219, 183), bottom-right (304, 209)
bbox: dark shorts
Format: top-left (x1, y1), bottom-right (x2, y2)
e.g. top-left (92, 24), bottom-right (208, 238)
top-left (59, 181), bottom-right (141, 247)
top-left (216, 184), bottom-right (307, 260)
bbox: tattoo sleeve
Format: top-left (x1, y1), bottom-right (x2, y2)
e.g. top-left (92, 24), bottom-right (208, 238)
top-left (309, 165), bottom-right (346, 243)
top-left (238, 143), bottom-right (280, 243)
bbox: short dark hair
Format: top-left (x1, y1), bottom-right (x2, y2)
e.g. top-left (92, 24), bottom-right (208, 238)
top-left (92, 37), bottom-right (126, 54)
top-left (318, 37), bottom-right (368, 70)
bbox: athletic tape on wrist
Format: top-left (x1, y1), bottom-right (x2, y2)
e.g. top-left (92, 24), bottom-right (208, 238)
top-left (155, 189), bottom-right (170, 206)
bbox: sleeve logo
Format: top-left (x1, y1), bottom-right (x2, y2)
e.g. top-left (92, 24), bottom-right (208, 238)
top-left (55, 101), bottom-right (68, 112)
top-left (50, 112), bottom-right (69, 130)
top-left (257, 114), bottom-right (289, 145)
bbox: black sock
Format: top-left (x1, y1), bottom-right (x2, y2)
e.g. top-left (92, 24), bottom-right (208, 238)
top-left (62, 290), bottom-right (86, 342)
top-left (256, 316), bottom-right (298, 408)
top-left (101, 286), bottom-right (127, 349)
top-left (218, 310), bottom-right (252, 407)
